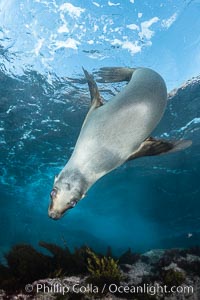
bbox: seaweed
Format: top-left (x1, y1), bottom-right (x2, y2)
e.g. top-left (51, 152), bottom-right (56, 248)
top-left (155, 248), bottom-right (184, 269)
top-left (5, 244), bottom-right (52, 282)
top-left (86, 247), bottom-right (122, 292)
top-left (72, 245), bottom-right (90, 275)
top-left (39, 242), bottom-right (89, 276)
top-left (162, 269), bottom-right (185, 287)
top-left (0, 263), bottom-right (10, 282)
top-left (0, 244), bottom-right (52, 293)
top-left (39, 241), bottom-right (72, 276)
top-left (119, 248), bottom-right (140, 265)
top-left (0, 242), bottom-right (91, 293)
top-left (184, 246), bottom-right (200, 256)
top-left (178, 260), bottom-right (200, 277)
top-left (1, 242), bottom-right (199, 298)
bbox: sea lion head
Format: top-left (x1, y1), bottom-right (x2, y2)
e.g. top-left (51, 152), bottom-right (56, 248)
top-left (48, 172), bottom-right (86, 220)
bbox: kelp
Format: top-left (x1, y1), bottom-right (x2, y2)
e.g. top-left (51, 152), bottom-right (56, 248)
top-left (86, 248), bottom-right (122, 291)
top-left (0, 242), bottom-right (108, 293)
top-left (1, 243), bottom-right (199, 297)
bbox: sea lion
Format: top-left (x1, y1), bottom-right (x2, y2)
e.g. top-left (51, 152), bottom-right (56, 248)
top-left (48, 67), bottom-right (192, 220)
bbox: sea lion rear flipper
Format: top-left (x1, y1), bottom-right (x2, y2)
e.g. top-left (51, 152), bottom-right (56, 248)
top-left (127, 137), bottom-right (192, 161)
top-left (95, 67), bottom-right (136, 83)
top-left (82, 68), bottom-right (103, 128)
top-left (83, 68), bottom-right (103, 108)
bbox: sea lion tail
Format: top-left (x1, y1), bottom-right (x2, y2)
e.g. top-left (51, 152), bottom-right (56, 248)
top-left (127, 137), bottom-right (192, 161)
top-left (95, 67), bottom-right (136, 83)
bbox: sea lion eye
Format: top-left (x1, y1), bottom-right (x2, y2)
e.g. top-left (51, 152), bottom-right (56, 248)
top-left (69, 200), bottom-right (77, 208)
top-left (50, 188), bottom-right (57, 199)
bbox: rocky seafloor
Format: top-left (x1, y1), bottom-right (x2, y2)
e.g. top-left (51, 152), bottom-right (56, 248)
top-left (0, 242), bottom-right (200, 300)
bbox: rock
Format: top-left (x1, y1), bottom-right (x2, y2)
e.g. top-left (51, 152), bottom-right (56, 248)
top-left (143, 249), bottom-right (166, 264)
top-left (1, 247), bottom-right (200, 299)
top-left (121, 260), bottom-right (152, 285)
top-left (186, 254), bottom-right (200, 263)
top-left (163, 262), bottom-right (185, 274)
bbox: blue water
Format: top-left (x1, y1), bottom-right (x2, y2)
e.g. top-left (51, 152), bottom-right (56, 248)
top-left (0, 0), bottom-right (200, 257)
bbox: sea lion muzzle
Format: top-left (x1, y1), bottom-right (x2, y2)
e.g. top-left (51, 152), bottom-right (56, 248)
top-left (48, 210), bottom-right (61, 220)
top-left (48, 198), bottom-right (78, 220)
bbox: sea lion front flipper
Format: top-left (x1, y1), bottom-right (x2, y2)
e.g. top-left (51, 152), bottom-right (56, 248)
top-left (95, 67), bottom-right (136, 83)
top-left (127, 137), bottom-right (192, 161)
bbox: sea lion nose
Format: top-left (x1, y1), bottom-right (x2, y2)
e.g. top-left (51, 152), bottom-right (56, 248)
top-left (48, 210), bottom-right (60, 220)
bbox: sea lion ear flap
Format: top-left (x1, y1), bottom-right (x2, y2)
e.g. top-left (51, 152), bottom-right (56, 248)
top-left (54, 174), bottom-right (58, 184)
top-left (81, 193), bottom-right (86, 199)
top-left (82, 67), bottom-right (103, 109)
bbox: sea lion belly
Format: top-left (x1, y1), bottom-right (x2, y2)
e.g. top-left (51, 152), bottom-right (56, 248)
top-left (70, 68), bottom-right (167, 176)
